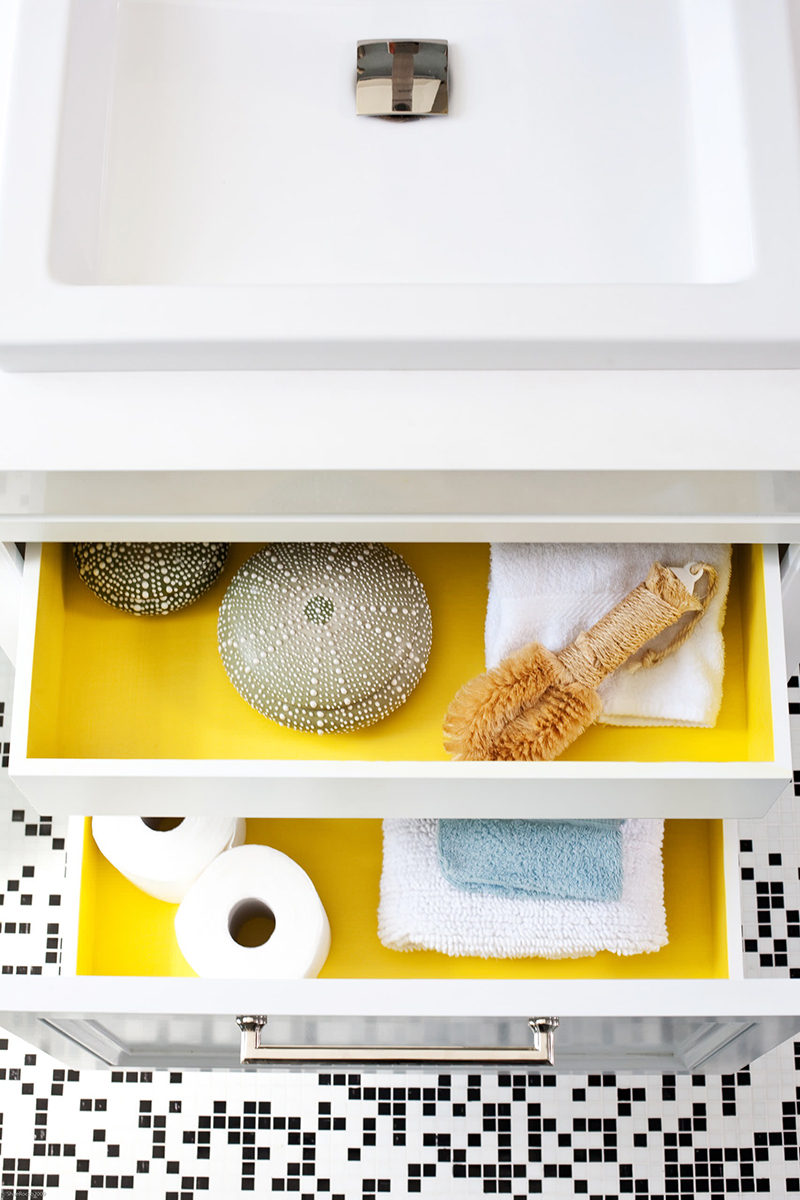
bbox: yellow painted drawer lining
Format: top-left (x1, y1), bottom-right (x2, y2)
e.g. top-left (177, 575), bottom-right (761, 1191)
top-left (29, 543), bottom-right (773, 764)
top-left (76, 818), bottom-right (729, 981)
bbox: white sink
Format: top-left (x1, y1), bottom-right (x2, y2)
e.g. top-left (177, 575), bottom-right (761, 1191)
top-left (1, 0), bottom-right (800, 368)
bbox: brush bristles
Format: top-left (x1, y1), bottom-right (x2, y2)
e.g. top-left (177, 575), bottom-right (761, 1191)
top-left (442, 641), bottom-right (601, 762)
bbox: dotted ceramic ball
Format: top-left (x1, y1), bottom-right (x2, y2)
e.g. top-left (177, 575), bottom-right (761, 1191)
top-left (218, 542), bottom-right (433, 733)
top-left (73, 542), bottom-right (230, 615)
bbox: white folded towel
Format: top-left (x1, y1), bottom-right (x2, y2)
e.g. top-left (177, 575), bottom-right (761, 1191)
top-left (378, 818), bottom-right (666, 959)
top-left (485, 543), bottom-right (732, 728)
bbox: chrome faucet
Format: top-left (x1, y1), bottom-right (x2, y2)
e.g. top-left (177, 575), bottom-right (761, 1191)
top-left (356, 40), bottom-right (449, 118)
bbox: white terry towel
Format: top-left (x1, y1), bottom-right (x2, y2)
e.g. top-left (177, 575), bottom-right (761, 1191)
top-left (485, 543), bottom-right (732, 728)
top-left (378, 818), bottom-right (666, 960)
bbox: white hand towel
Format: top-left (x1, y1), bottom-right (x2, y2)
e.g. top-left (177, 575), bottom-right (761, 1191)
top-left (378, 818), bottom-right (666, 959)
top-left (485, 542), bottom-right (731, 727)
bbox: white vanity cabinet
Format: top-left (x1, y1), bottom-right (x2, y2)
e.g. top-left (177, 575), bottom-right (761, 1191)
top-left (1, 377), bottom-right (799, 1072)
top-left (2, 0), bottom-right (800, 1076)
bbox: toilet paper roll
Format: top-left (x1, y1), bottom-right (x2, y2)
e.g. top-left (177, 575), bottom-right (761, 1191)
top-left (174, 844), bottom-right (331, 979)
top-left (92, 815), bottom-right (246, 903)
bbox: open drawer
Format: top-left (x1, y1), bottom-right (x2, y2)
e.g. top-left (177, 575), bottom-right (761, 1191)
top-left (8, 542), bottom-right (792, 818)
top-left (1, 816), bottom-right (799, 1073)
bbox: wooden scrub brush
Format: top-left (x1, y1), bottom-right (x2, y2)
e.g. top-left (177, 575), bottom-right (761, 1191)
top-left (443, 561), bottom-right (718, 762)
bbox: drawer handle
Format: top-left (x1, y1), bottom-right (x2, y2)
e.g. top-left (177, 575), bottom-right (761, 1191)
top-left (236, 1016), bottom-right (559, 1066)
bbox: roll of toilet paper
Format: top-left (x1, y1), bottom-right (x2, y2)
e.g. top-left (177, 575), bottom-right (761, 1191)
top-left (174, 844), bottom-right (331, 979)
top-left (91, 815), bottom-right (246, 903)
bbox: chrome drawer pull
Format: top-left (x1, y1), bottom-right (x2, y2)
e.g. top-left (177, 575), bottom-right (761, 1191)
top-left (237, 1016), bottom-right (559, 1066)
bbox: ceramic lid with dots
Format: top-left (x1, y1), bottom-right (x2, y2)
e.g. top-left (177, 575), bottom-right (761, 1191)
top-left (73, 542), bottom-right (229, 615)
top-left (217, 543), bottom-right (433, 733)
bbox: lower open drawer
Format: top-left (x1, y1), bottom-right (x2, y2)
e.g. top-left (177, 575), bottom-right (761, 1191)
top-left (8, 541), bottom-right (793, 818)
top-left (1, 816), bottom-right (799, 1074)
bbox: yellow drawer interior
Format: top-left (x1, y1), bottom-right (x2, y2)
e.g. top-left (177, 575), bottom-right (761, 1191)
top-left (76, 818), bottom-right (729, 981)
top-left (29, 543), bottom-right (773, 764)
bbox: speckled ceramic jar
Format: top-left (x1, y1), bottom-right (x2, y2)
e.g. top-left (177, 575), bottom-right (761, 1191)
top-left (217, 542), bottom-right (432, 733)
top-left (73, 542), bottom-right (230, 615)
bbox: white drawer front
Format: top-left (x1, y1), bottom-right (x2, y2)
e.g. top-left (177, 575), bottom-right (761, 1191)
top-left (3, 1001), bottom-right (799, 1077)
top-left (2, 373), bottom-right (800, 544)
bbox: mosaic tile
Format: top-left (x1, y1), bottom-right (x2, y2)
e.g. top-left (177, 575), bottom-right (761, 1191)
top-left (0, 658), bottom-right (64, 982)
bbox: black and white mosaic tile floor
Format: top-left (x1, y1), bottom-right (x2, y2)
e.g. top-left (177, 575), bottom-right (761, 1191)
top-left (0, 656), bottom-right (799, 1199)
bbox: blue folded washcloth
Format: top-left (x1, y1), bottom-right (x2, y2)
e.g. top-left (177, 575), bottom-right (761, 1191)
top-left (437, 819), bottom-right (624, 902)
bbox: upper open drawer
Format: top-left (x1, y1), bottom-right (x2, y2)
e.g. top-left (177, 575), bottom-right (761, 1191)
top-left (8, 541), bottom-right (791, 818)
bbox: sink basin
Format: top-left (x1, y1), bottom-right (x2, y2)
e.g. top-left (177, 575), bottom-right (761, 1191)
top-left (1, 0), bottom-right (800, 368)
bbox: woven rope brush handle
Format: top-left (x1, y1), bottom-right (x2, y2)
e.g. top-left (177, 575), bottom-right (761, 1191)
top-left (443, 562), bottom-right (715, 762)
top-left (556, 562), bottom-right (705, 692)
